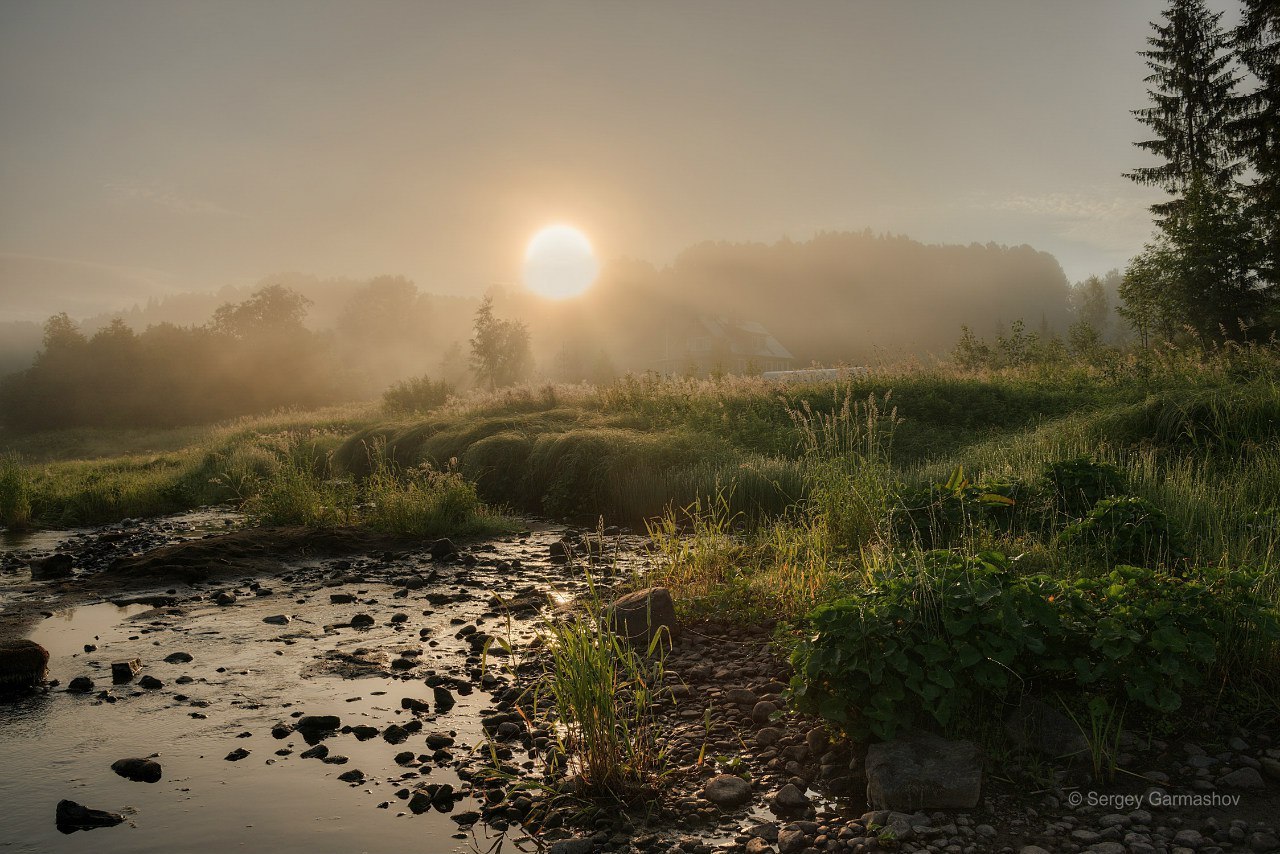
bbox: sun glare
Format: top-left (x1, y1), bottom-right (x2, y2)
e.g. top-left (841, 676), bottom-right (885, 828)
top-left (522, 224), bottom-right (599, 299)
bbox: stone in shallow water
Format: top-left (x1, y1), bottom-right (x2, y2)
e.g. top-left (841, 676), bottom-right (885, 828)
top-left (865, 730), bottom-right (983, 810)
top-left (111, 757), bottom-right (162, 783)
top-left (55, 800), bottom-right (124, 833)
top-left (0, 640), bottom-right (49, 694)
top-left (111, 659), bottom-right (141, 683)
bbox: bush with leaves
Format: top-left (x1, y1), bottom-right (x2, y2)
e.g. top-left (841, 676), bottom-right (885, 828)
top-left (1059, 495), bottom-right (1182, 565)
top-left (1041, 458), bottom-right (1125, 516)
top-left (889, 468), bottom-right (1026, 548)
top-left (790, 551), bottom-right (1279, 740)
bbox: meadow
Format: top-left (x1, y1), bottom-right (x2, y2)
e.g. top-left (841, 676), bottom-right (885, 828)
top-left (3, 341), bottom-right (1279, 751)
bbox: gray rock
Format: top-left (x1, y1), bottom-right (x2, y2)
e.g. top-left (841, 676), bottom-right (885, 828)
top-left (702, 773), bottom-right (752, 808)
top-left (773, 783), bottom-right (809, 810)
top-left (752, 701), bottom-right (779, 726)
top-left (1021, 847), bottom-right (1053, 854)
top-left (606, 587), bottom-right (678, 649)
top-left (1248, 832), bottom-right (1279, 852)
top-left (547, 839), bottom-right (594, 854)
top-left (865, 731), bottom-right (983, 810)
top-left (262, 614), bottom-right (290, 625)
top-left (1220, 767), bottom-right (1265, 789)
top-left (778, 826), bottom-right (807, 854)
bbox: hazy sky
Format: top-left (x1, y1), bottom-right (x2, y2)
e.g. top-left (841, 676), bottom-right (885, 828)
top-left (0, 0), bottom-right (1217, 320)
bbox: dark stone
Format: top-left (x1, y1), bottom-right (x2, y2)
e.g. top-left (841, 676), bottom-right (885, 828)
top-left (262, 614), bottom-right (290, 625)
top-left (350, 614), bottom-right (375, 629)
top-left (428, 538), bottom-right (459, 560)
top-left (606, 587), bottom-right (678, 649)
top-left (337, 768), bottom-right (364, 783)
top-left (432, 685), bottom-right (456, 710)
top-left (111, 757), bottom-right (162, 783)
top-left (0, 639), bottom-right (49, 694)
top-left (163, 652), bottom-right (193, 664)
top-left (138, 675), bottom-right (163, 689)
top-left (111, 659), bottom-right (142, 683)
top-left (31, 553), bottom-right (74, 581)
top-left (401, 697), bottom-right (430, 713)
top-left (383, 724), bottom-right (409, 745)
top-left (224, 747), bottom-right (250, 761)
top-left (215, 592), bottom-right (237, 606)
top-left (330, 593), bottom-right (356, 604)
top-left (55, 800), bottom-right (124, 833)
top-left (67, 676), bottom-right (94, 693)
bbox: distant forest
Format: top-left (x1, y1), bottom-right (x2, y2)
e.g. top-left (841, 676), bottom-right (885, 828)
top-left (0, 231), bottom-right (1096, 431)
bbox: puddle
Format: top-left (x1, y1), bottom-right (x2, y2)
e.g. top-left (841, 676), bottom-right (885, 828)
top-left (27, 603), bottom-right (154, 659)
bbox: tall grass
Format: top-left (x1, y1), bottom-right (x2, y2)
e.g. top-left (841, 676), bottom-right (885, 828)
top-left (539, 574), bottom-right (667, 796)
top-left (0, 453), bottom-right (33, 530)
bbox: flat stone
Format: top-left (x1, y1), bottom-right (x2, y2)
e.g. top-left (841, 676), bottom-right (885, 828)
top-left (1220, 767), bottom-right (1265, 789)
top-left (865, 731), bottom-right (983, 810)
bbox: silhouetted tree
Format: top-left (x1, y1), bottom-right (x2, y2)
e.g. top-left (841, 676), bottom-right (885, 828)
top-left (469, 296), bottom-right (532, 389)
top-left (211, 284), bottom-right (312, 338)
top-left (1123, 0), bottom-right (1264, 339)
top-left (1233, 0), bottom-right (1280, 288)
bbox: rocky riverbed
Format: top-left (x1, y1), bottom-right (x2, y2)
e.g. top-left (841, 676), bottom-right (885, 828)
top-left (1, 511), bottom-right (1278, 854)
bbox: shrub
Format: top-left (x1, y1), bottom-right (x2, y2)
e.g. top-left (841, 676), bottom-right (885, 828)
top-left (887, 468), bottom-right (1024, 549)
top-left (1042, 458), bottom-right (1125, 516)
top-left (382, 375), bottom-right (454, 414)
top-left (1059, 495), bottom-right (1182, 565)
top-left (790, 552), bottom-right (1279, 739)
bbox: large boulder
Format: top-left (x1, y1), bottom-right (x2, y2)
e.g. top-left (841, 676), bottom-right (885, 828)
top-left (31, 553), bottom-right (74, 581)
top-left (865, 731), bottom-right (983, 810)
top-left (0, 640), bottom-right (49, 695)
top-left (606, 587), bottom-right (678, 649)
top-left (1005, 696), bottom-right (1089, 762)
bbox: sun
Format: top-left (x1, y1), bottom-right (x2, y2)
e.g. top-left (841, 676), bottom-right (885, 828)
top-left (522, 224), bottom-right (599, 299)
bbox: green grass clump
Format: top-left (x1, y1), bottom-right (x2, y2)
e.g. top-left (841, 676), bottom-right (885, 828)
top-left (538, 576), bottom-right (667, 796)
top-left (0, 453), bottom-right (33, 530)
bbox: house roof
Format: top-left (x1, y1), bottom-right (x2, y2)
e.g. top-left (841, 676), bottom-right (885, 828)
top-left (696, 316), bottom-right (794, 360)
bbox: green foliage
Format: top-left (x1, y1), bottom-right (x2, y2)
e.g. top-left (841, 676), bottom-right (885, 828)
top-left (470, 295), bottom-right (532, 390)
top-left (790, 552), bottom-right (1280, 740)
top-left (1041, 458), bottom-right (1124, 515)
top-left (0, 453), bottom-right (33, 530)
top-left (889, 467), bottom-right (1025, 549)
top-left (381, 375), bottom-right (454, 414)
top-left (538, 575), bottom-right (667, 795)
top-left (1060, 495), bottom-right (1182, 566)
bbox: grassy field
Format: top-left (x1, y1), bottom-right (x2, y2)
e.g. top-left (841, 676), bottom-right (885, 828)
top-left (3, 345), bottom-right (1279, 742)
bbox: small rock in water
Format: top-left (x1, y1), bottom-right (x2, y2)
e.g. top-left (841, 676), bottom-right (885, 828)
top-left (55, 800), bottom-right (124, 833)
top-left (138, 675), bottom-right (163, 689)
top-left (224, 748), bottom-right (250, 761)
top-left (111, 757), bottom-right (162, 783)
top-left (164, 651), bottom-right (193, 664)
top-left (215, 592), bottom-right (237, 606)
top-left (67, 676), bottom-right (94, 693)
top-left (337, 768), bottom-right (365, 783)
top-left (111, 659), bottom-right (141, 684)
top-left (350, 614), bottom-right (375, 629)
top-left (0, 640), bottom-right (50, 694)
top-left (262, 615), bottom-right (290, 626)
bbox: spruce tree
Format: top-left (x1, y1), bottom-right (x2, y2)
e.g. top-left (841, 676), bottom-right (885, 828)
top-left (1125, 0), bottom-right (1243, 221)
top-left (1123, 0), bottom-right (1263, 339)
top-left (1233, 0), bottom-right (1280, 288)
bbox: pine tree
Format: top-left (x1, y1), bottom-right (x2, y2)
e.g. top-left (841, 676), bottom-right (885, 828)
top-left (1123, 0), bottom-right (1262, 339)
top-left (1233, 0), bottom-right (1280, 287)
top-left (1126, 0), bottom-right (1243, 218)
